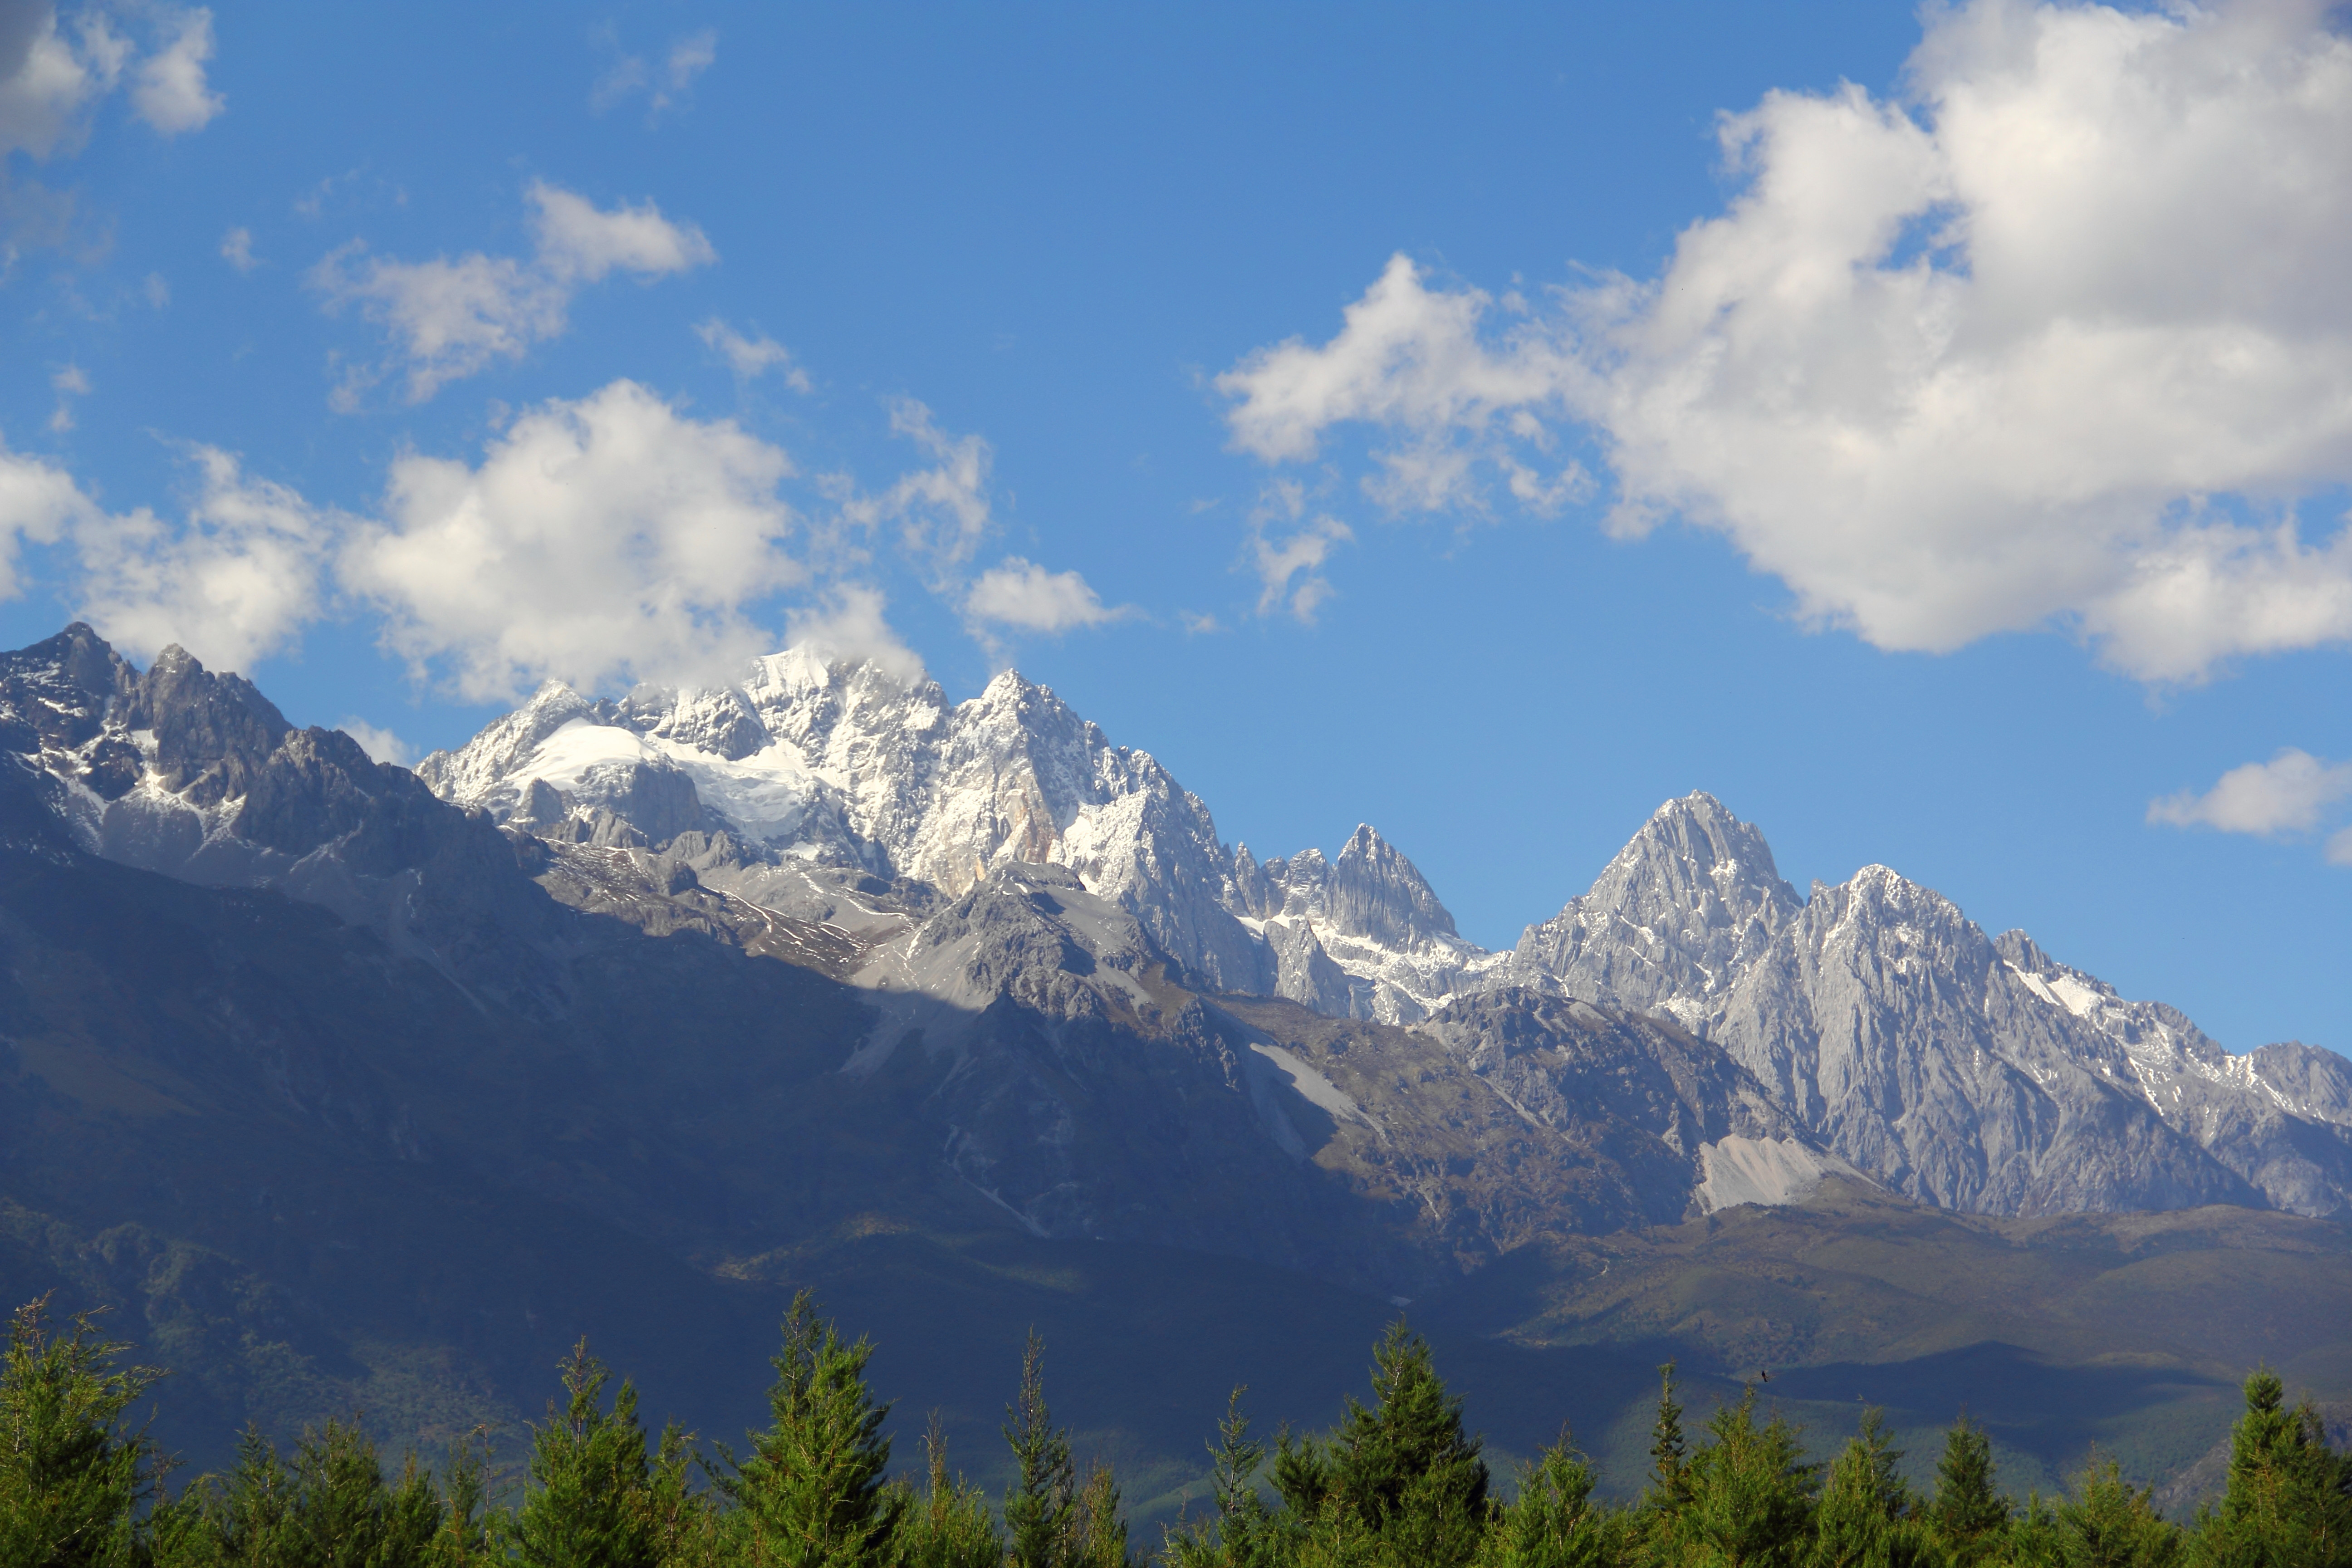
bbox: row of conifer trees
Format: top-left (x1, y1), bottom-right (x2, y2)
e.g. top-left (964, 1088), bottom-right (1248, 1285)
top-left (3, 1291), bottom-right (2346, 1568)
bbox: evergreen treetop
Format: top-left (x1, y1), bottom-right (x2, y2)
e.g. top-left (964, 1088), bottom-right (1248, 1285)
top-left (720, 1291), bottom-right (904, 1568)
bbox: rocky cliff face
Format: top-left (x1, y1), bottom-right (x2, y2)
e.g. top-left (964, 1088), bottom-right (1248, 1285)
top-left (10, 623), bottom-right (2345, 1248)
top-left (415, 652), bottom-right (1269, 992)
top-left (1231, 825), bottom-right (1504, 1023)
top-left (1510, 791), bottom-right (1799, 1032)
top-left (0, 625), bottom-right (562, 999)
top-left (1502, 793), bottom-right (2352, 1219)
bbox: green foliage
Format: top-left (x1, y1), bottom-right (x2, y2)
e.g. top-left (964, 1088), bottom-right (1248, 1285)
top-left (1811, 1409), bottom-right (1930, 1568)
top-left (2186, 1369), bottom-right (2352, 1568)
top-left (1072, 1459), bottom-right (1129, 1568)
top-left (1476, 1437), bottom-right (1623, 1568)
top-left (1004, 1329), bottom-right (1078, 1568)
top-left (510, 1339), bottom-right (666, 1568)
top-left (1646, 1362), bottom-right (1693, 1517)
top-left (1316, 1320), bottom-right (1491, 1568)
top-left (0, 1298), bottom-right (163, 1568)
top-left (15, 1289), bottom-right (2349, 1568)
top-left (1664, 1384), bottom-right (1819, 1568)
top-left (718, 1292), bottom-right (902, 1568)
top-left (895, 1413), bottom-right (1001, 1568)
top-left (2053, 1455), bottom-right (2181, 1568)
top-left (1929, 1416), bottom-right (2010, 1565)
top-left (148, 1417), bottom-right (492, 1568)
top-left (1164, 1389), bottom-right (1278, 1568)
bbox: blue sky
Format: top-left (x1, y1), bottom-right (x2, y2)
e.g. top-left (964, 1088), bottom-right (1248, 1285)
top-left (2, 0), bottom-right (2347, 1054)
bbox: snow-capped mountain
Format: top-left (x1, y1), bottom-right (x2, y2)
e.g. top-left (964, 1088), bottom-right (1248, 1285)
top-left (410, 645), bottom-right (2352, 1222)
top-left (414, 652), bottom-right (1269, 991)
top-left (9, 621), bottom-right (2345, 1237)
top-left (1501, 793), bottom-right (2352, 1218)
top-left (1231, 825), bottom-right (1506, 1024)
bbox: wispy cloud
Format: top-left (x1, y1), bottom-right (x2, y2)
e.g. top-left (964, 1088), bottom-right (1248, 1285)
top-left (964, 557), bottom-right (1124, 635)
top-left (1244, 480), bottom-right (1352, 621)
top-left (2151, 750), bottom-right (2352, 846)
top-left (593, 26), bottom-right (716, 119)
top-left (46, 363), bottom-right (85, 432)
top-left (309, 181), bottom-right (715, 406)
top-left (696, 318), bottom-right (810, 391)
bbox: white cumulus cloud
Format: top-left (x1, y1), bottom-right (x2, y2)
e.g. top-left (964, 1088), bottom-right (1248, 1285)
top-left (2150, 749), bottom-right (2352, 837)
top-left (310, 181), bottom-right (714, 405)
top-left (0, 437), bottom-right (94, 597)
top-left (784, 584), bottom-right (925, 685)
top-left (219, 224), bottom-right (255, 271)
top-left (130, 5), bottom-right (220, 135)
top-left (70, 445), bottom-right (335, 673)
top-left (1220, 0), bottom-right (2352, 683)
top-left (342, 379), bottom-right (800, 701)
top-left (964, 557), bottom-right (1122, 634)
top-left (336, 717), bottom-right (413, 768)
top-left (0, 376), bottom-right (1034, 693)
top-left (0, 3), bottom-right (219, 158)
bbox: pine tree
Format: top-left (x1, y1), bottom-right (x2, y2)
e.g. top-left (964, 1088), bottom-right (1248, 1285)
top-left (1270, 1426), bottom-right (1336, 1526)
top-left (2192, 1369), bottom-right (2352, 1568)
top-left (1004, 1330), bottom-right (1077, 1568)
top-left (430, 1428), bottom-right (495, 1568)
top-left (721, 1291), bottom-right (904, 1568)
top-left (285, 1417), bottom-right (426, 1568)
top-left (1928, 1415), bottom-right (2010, 1565)
top-left (897, 1413), bottom-right (1002, 1568)
top-left (1478, 1435), bottom-right (1621, 1568)
top-left (1646, 1361), bottom-right (1693, 1515)
top-left (1071, 1459), bottom-right (1128, 1568)
top-left (180, 1424), bottom-right (294, 1567)
top-left (1323, 1319), bottom-right (1489, 1568)
top-left (0, 1297), bottom-right (165, 1568)
top-left (2055, 1453), bottom-right (2180, 1568)
top-left (510, 1339), bottom-right (661, 1568)
top-left (1164, 1388), bottom-right (1277, 1568)
top-left (1670, 1383), bottom-right (1818, 1568)
top-left (2007, 1491), bottom-right (2063, 1568)
top-left (1813, 1409), bottom-right (1921, 1568)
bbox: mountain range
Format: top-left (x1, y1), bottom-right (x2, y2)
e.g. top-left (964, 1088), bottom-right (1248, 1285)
top-left (1, 621), bottom-right (2347, 1508)
top-left (401, 635), bottom-right (2352, 1225)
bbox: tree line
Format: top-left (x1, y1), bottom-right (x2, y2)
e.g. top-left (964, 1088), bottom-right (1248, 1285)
top-left (3, 1292), bottom-right (2346, 1568)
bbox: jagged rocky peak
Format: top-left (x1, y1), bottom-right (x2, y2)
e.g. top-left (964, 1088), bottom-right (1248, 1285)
top-left (0, 625), bottom-right (303, 812)
top-left (1323, 824), bottom-right (1460, 947)
top-left (1233, 825), bottom-right (1499, 1026)
top-left (1513, 790), bottom-right (1799, 1015)
top-left (414, 642), bottom-right (1269, 993)
top-left (1236, 825), bottom-right (1457, 948)
top-left (0, 627), bottom-right (533, 953)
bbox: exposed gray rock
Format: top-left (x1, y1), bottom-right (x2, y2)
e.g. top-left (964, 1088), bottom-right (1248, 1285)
top-left (1509, 790), bottom-right (1797, 1031)
top-left (418, 651), bottom-right (1272, 993)
top-left (1507, 793), bottom-right (2352, 1219)
top-left (1237, 825), bottom-right (1502, 1023)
